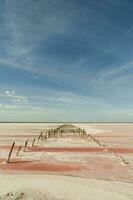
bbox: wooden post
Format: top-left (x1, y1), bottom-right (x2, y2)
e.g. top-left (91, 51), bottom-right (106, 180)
top-left (44, 135), bottom-right (47, 141)
top-left (32, 138), bottom-right (36, 147)
top-left (7, 142), bottom-right (15, 163)
top-left (97, 140), bottom-right (102, 146)
top-left (16, 145), bottom-right (22, 156)
top-left (37, 132), bottom-right (43, 143)
top-left (47, 131), bottom-right (49, 139)
top-left (53, 130), bottom-right (56, 138)
top-left (119, 155), bottom-right (129, 165)
top-left (23, 140), bottom-right (28, 152)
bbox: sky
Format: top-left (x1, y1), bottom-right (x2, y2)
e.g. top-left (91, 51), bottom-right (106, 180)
top-left (0, 0), bottom-right (133, 122)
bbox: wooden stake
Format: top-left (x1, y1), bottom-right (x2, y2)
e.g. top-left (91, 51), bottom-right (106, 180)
top-left (23, 140), bottom-right (28, 152)
top-left (16, 145), bottom-right (22, 156)
top-left (7, 142), bottom-right (15, 163)
top-left (119, 155), bottom-right (129, 165)
top-left (37, 132), bottom-right (43, 142)
top-left (32, 138), bottom-right (36, 147)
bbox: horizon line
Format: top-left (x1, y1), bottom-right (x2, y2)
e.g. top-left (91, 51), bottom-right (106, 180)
top-left (0, 121), bottom-right (133, 123)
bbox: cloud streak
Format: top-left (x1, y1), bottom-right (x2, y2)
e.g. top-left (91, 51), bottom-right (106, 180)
top-left (99, 61), bottom-right (133, 80)
top-left (0, 90), bottom-right (28, 104)
top-left (4, 0), bottom-right (76, 57)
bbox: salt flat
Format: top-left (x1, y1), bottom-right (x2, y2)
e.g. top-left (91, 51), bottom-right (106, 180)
top-left (0, 123), bottom-right (133, 199)
top-left (0, 175), bottom-right (133, 200)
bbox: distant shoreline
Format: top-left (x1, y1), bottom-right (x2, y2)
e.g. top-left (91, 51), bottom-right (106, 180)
top-left (0, 122), bottom-right (133, 123)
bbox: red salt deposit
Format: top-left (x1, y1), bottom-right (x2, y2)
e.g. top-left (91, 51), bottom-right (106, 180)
top-left (1, 158), bottom-right (85, 172)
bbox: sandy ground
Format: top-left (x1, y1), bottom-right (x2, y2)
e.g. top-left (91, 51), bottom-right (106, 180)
top-left (0, 175), bottom-right (133, 200)
top-left (0, 123), bottom-right (133, 199)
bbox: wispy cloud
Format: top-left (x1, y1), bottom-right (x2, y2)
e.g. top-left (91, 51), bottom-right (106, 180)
top-left (4, 0), bottom-right (75, 57)
top-left (99, 61), bottom-right (133, 80)
top-left (0, 90), bottom-right (28, 104)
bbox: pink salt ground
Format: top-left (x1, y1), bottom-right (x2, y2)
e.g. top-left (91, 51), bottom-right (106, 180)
top-left (0, 155), bottom-right (132, 181)
top-left (0, 145), bottom-right (133, 153)
top-left (0, 159), bottom-right (85, 172)
top-left (29, 146), bottom-right (133, 154)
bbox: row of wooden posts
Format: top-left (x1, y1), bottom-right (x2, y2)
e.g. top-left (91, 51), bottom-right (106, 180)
top-left (7, 139), bottom-right (32, 163)
top-left (80, 130), bottom-right (129, 165)
top-left (6, 125), bottom-right (77, 163)
top-left (6, 125), bottom-right (129, 165)
top-left (6, 128), bottom-right (58, 163)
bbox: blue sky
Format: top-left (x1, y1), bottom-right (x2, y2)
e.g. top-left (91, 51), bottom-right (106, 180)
top-left (0, 0), bottom-right (133, 122)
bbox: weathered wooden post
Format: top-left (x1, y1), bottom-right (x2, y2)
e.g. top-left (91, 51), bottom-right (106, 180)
top-left (60, 130), bottom-right (63, 137)
top-left (48, 131), bottom-right (50, 139)
top-left (23, 140), bottom-right (28, 152)
top-left (44, 135), bottom-right (47, 141)
top-left (32, 138), bottom-right (36, 147)
top-left (78, 130), bottom-right (81, 137)
top-left (37, 132), bottom-right (43, 143)
top-left (83, 130), bottom-right (85, 138)
top-left (16, 145), bottom-right (22, 156)
top-left (53, 130), bottom-right (56, 138)
top-left (102, 144), bottom-right (108, 152)
top-left (7, 142), bottom-right (15, 163)
top-left (97, 140), bottom-right (102, 146)
top-left (120, 155), bottom-right (129, 165)
top-left (81, 130), bottom-right (84, 138)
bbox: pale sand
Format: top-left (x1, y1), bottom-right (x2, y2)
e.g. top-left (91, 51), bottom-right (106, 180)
top-left (0, 175), bottom-right (133, 200)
